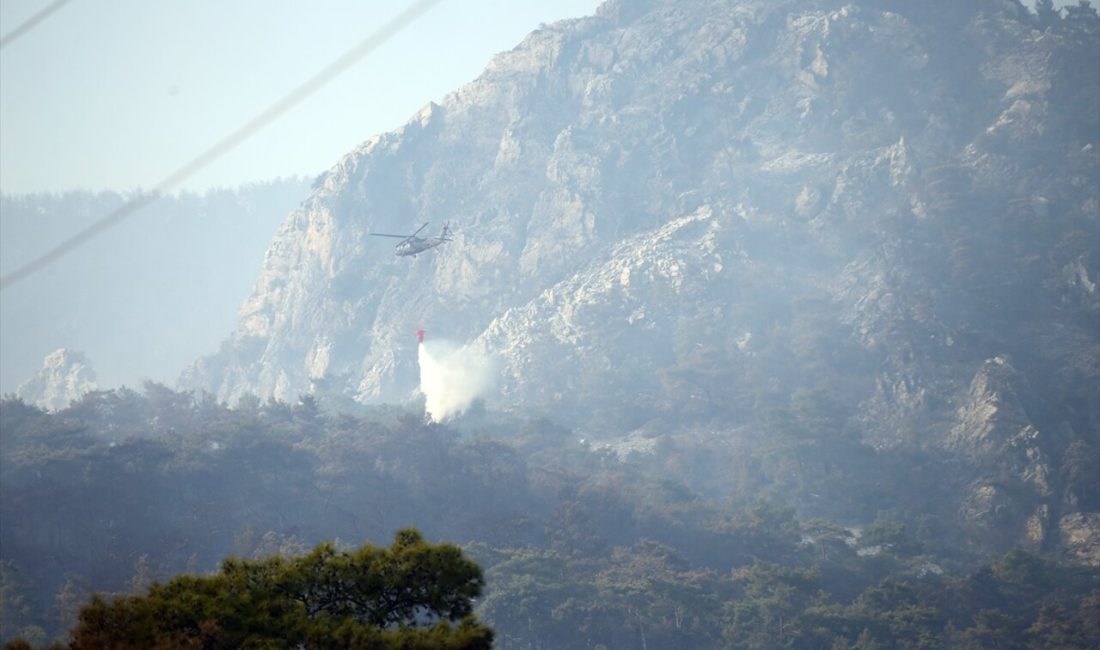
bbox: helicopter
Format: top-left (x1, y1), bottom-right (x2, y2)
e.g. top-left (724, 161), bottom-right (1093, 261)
top-left (369, 222), bottom-right (453, 257)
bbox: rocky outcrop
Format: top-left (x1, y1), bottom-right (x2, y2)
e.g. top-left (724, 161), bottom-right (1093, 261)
top-left (949, 357), bottom-right (1052, 493)
top-left (475, 207), bottom-right (728, 424)
top-left (16, 349), bottom-right (98, 411)
top-left (1059, 513), bottom-right (1100, 567)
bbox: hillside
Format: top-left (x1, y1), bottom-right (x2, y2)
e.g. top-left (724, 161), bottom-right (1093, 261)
top-left (185, 0), bottom-right (1097, 427)
top-left (181, 0), bottom-right (1099, 553)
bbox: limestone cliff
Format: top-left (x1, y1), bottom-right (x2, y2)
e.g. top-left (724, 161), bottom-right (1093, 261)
top-left (183, 0), bottom-right (1099, 554)
top-left (16, 349), bottom-right (98, 412)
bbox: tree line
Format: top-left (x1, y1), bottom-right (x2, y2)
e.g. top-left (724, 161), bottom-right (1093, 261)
top-left (1, 387), bottom-right (1097, 647)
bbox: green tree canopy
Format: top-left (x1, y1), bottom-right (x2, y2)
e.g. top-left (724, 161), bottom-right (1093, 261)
top-left (68, 528), bottom-right (492, 650)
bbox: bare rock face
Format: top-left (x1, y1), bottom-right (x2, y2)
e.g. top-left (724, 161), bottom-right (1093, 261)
top-left (949, 357), bottom-right (1053, 494)
top-left (949, 358), bottom-right (1033, 458)
top-left (476, 207), bottom-right (728, 426)
top-left (182, 0), bottom-right (1098, 549)
top-left (185, 0), bottom-right (1096, 408)
top-left (16, 349), bottom-right (98, 412)
top-left (958, 481), bottom-right (1028, 551)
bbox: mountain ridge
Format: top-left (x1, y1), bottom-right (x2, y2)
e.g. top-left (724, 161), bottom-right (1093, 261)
top-left (183, 0), bottom-right (1098, 417)
top-left (182, 0), bottom-right (1098, 553)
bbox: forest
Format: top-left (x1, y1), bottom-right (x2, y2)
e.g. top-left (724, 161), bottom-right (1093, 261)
top-left (1, 386), bottom-right (1096, 648)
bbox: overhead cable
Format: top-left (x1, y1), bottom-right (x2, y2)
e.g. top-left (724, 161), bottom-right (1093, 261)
top-left (0, 0), bottom-right (445, 290)
top-left (0, 0), bottom-right (72, 49)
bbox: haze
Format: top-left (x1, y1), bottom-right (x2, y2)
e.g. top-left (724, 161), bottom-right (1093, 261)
top-left (0, 0), bottom-right (600, 393)
top-left (0, 1), bottom-right (1097, 647)
top-left (0, 0), bottom-right (602, 193)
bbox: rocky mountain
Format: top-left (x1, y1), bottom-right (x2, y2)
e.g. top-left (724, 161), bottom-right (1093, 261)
top-left (184, 0), bottom-right (1098, 555)
top-left (16, 348), bottom-right (98, 411)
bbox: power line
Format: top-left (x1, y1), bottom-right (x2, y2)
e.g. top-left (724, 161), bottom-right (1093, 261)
top-left (0, 0), bottom-right (445, 291)
top-left (0, 0), bottom-right (72, 49)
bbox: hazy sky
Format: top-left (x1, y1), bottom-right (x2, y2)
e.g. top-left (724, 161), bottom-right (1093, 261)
top-left (0, 0), bottom-right (603, 194)
top-left (0, 0), bottom-right (1081, 194)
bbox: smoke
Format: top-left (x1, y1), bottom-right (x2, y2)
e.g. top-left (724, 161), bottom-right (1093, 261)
top-left (417, 339), bottom-right (496, 422)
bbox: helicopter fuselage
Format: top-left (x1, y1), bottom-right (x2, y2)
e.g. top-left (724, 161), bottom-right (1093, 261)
top-left (394, 237), bottom-right (447, 257)
top-left (371, 222), bottom-right (452, 257)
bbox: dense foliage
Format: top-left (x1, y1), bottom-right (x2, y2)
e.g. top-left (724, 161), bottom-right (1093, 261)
top-left (1, 387), bottom-right (1096, 648)
top-left (65, 529), bottom-right (490, 650)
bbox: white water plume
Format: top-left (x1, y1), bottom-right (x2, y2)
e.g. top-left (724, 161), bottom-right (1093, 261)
top-left (417, 339), bottom-right (496, 422)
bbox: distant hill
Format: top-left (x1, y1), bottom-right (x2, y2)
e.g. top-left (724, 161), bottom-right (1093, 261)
top-left (0, 178), bottom-right (312, 394)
